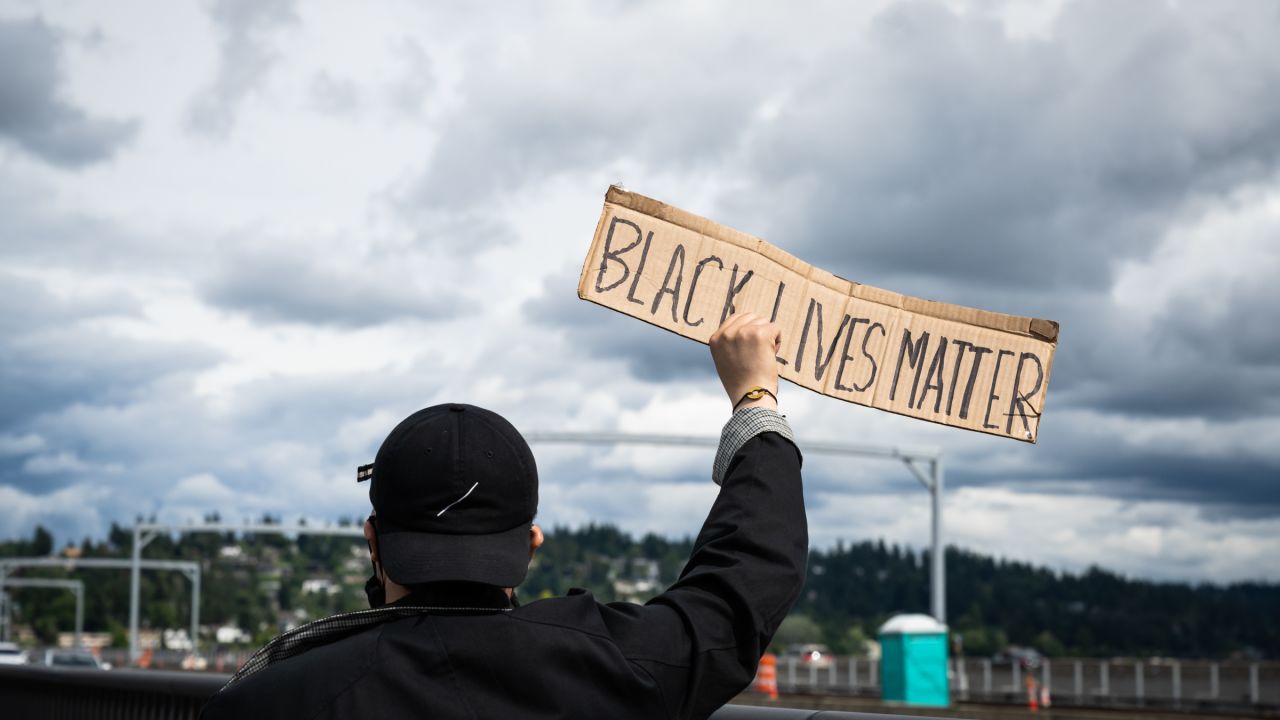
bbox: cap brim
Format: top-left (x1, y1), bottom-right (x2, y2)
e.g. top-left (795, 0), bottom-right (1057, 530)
top-left (376, 520), bottom-right (532, 587)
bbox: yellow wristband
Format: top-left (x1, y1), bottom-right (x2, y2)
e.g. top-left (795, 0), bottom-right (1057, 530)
top-left (733, 387), bottom-right (777, 410)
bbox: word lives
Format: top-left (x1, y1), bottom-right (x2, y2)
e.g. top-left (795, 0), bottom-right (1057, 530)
top-left (578, 187), bottom-right (1058, 442)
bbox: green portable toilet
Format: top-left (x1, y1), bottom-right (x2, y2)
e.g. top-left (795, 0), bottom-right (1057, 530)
top-left (879, 614), bottom-right (949, 707)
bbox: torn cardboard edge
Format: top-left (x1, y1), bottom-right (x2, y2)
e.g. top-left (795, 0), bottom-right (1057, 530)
top-left (578, 186), bottom-right (1059, 443)
top-left (604, 186), bottom-right (1059, 343)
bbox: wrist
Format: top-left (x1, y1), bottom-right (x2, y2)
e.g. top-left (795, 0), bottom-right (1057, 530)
top-left (731, 386), bottom-right (779, 412)
top-left (733, 396), bottom-right (778, 412)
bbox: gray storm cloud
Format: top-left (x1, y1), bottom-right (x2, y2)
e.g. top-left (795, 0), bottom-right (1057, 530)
top-left (1, 0), bottom-right (1277, 581)
top-left (186, 0), bottom-right (297, 137)
top-left (0, 17), bottom-right (137, 167)
top-left (513, 1), bottom-right (1280, 515)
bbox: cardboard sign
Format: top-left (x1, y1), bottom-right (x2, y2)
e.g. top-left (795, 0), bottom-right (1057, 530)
top-left (577, 187), bottom-right (1060, 443)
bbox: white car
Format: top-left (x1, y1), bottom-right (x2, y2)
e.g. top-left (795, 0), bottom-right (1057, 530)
top-left (42, 649), bottom-right (108, 670)
top-left (0, 642), bottom-right (28, 665)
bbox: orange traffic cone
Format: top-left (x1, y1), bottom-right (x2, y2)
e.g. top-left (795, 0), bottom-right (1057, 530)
top-left (755, 653), bottom-right (779, 700)
top-left (1025, 674), bottom-right (1038, 712)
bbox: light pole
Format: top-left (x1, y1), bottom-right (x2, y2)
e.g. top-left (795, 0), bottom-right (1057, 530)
top-left (0, 557), bottom-right (200, 662)
top-left (0, 578), bottom-right (84, 647)
top-left (525, 431), bottom-right (947, 623)
top-left (128, 522), bottom-right (363, 662)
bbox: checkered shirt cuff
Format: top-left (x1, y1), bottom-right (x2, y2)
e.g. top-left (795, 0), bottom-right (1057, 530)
top-left (712, 406), bottom-right (795, 486)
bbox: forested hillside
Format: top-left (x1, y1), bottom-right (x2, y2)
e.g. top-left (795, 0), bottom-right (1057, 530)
top-left (2, 522), bottom-right (1275, 658)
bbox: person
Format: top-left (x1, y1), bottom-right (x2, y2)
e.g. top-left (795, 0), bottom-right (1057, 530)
top-left (201, 313), bottom-right (807, 720)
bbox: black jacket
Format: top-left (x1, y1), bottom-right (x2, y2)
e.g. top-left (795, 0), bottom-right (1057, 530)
top-left (202, 432), bottom-right (806, 719)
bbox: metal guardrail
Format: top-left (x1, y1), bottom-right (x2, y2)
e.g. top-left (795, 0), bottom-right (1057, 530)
top-left (0, 665), bottom-right (950, 720)
top-left (0, 664), bottom-right (222, 719)
top-left (768, 654), bottom-right (1278, 712)
top-left (713, 710), bottom-right (937, 720)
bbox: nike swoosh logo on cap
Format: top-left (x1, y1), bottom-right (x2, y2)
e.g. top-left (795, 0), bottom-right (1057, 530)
top-left (436, 481), bottom-right (479, 517)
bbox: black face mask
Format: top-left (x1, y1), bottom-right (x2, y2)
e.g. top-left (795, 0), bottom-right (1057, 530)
top-left (365, 516), bottom-right (386, 609)
top-left (364, 567), bottom-right (386, 608)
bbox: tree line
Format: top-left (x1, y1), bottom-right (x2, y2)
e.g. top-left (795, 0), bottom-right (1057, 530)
top-left (1, 520), bottom-right (1275, 658)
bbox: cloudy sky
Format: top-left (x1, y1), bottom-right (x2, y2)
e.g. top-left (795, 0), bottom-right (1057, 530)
top-left (2, 0), bottom-right (1278, 586)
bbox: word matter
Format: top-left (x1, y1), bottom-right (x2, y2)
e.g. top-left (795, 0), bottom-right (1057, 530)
top-left (578, 187), bottom-right (1059, 443)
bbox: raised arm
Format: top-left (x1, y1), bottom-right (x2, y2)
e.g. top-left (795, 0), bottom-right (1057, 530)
top-left (601, 313), bottom-right (807, 719)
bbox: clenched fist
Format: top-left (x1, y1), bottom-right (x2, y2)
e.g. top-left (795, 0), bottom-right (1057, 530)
top-left (709, 313), bottom-right (781, 412)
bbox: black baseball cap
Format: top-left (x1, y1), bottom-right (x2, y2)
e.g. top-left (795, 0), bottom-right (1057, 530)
top-left (358, 403), bottom-right (538, 587)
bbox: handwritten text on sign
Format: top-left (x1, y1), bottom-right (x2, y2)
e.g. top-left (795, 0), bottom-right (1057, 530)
top-left (577, 187), bottom-right (1059, 442)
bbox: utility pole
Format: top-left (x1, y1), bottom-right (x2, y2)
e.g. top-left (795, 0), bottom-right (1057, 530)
top-left (0, 557), bottom-right (198, 662)
top-left (128, 522), bottom-right (362, 662)
top-left (903, 456), bottom-right (945, 623)
top-left (528, 431), bottom-right (948, 624)
top-left (0, 578), bottom-right (84, 648)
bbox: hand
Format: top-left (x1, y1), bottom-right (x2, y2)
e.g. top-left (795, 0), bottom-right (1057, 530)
top-left (709, 312), bottom-right (781, 412)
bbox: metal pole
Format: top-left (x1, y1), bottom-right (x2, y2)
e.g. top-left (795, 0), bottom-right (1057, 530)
top-left (129, 524), bottom-right (141, 663)
top-left (1043, 659), bottom-right (1051, 694)
top-left (190, 566), bottom-right (201, 654)
top-left (1074, 660), bottom-right (1082, 702)
top-left (0, 565), bottom-right (7, 642)
top-left (1250, 663), bottom-right (1259, 705)
top-left (829, 656), bottom-right (837, 688)
top-left (904, 458), bottom-right (946, 624)
top-left (1172, 661), bottom-right (1180, 707)
top-left (850, 657), bottom-right (857, 690)
top-left (0, 579), bottom-right (84, 648)
top-left (931, 459), bottom-right (945, 623)
top-left (1210, 662), bottom-right (1219, 699)
top-left (983, 659), bottom-right (991, 696)
top-left (1136, 661), bottom-right (1144, 705)
top-left (1, 555), bottom-right (198, 659)
top-left (73, 582), bottom-right (83, 648)
top-left (1100, 661), bottom-right (1109, 697)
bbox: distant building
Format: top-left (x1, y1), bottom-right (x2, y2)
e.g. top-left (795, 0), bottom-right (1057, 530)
top-left (137, 629), bottom-right (161, 649)
top-left (162, 628), bottom-right (193, 651)
top-left (342, 552), bottom-right (366, 574)
top-left (215, 625), bottom-right (250, 644)
top-left (612, 577), bottom-right (661, 602)
top-left (301, 578), bottom-right (339, 596)
top-left (56, 632), bottom-right (111, 649)
top-left (612, 558), bottom-right (663, 602)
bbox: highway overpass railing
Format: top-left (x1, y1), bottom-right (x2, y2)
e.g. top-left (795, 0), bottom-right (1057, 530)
top-left (0, 665), bottom-right (218, 720)
top-left (0, 665), bottom-right (946, 720)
